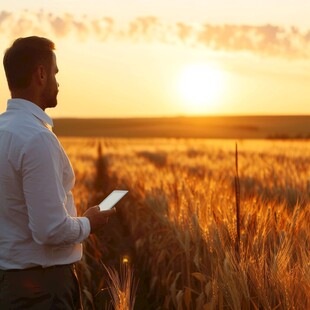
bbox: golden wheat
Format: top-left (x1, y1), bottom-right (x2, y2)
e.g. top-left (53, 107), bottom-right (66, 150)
top-left (61, 138), bottom-right (310, 309)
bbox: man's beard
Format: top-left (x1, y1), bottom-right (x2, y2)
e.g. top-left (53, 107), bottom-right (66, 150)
top-left (42, 87), bottom-right (58, 110)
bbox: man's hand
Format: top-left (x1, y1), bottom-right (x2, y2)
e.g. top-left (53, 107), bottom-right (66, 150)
top-left (83, 205), bottom-right (116, 234)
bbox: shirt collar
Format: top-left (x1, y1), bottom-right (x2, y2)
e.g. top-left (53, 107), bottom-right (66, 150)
top-left (7, 98), bottom-right (54, 128)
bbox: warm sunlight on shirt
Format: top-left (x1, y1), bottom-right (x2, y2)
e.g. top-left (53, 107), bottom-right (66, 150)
top-left (0, 99), bottom-right (90, 269)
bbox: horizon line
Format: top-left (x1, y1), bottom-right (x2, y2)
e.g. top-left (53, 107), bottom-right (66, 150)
top-left (52, 114), bottom-right (310, 120)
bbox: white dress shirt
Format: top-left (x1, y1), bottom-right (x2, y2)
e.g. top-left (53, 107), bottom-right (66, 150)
top-left (0, 99), bottom-right (90, 270)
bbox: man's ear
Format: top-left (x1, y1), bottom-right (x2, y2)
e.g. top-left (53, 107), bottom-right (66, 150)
top-left (34, 65), bottom-right (47, 86)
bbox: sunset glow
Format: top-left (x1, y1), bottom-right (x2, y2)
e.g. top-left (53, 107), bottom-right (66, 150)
top-left (177, 64), bottom-right (226, 114)
top-left (0, 1), bottom-right (310, 117)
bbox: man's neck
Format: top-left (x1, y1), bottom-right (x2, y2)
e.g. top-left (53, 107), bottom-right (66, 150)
top-left (11, 90), bottom-right (44, 111)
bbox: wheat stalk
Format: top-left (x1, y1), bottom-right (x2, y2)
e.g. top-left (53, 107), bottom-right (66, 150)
top-left (103, 262), bottom-right (138, 310)
top-left (235, 142), bottom-right (241, 257)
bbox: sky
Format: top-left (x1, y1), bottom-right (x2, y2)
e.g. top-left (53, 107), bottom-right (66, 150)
top-left (0, 0), bottom-right (310, 118)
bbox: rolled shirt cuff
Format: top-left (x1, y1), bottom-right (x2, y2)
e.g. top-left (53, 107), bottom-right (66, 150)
top-left (77, 217), bottom-right (91, 242)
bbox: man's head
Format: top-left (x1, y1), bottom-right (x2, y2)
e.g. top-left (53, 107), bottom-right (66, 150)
top-left (3, 36), bottom-right (59, 110)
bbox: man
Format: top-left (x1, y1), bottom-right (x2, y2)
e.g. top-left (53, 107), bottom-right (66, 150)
top-left (0, 36), bottom-right (115, 309)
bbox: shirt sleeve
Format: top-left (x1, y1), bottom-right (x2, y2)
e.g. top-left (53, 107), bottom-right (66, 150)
top-left (21, 132), bottom-right (90, 245)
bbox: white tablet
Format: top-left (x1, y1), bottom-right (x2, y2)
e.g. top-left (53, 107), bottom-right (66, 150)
top-left (99, 190), bottom-right (128, 211)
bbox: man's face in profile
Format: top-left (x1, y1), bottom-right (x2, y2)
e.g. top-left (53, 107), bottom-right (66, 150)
top-left (42, 53), bottom-right (59, 110)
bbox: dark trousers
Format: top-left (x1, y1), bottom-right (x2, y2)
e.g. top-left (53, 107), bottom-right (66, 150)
top-left (0, 264), bottom-right (82, 310)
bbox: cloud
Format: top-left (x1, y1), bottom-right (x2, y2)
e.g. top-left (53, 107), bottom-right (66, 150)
top-left (1, 10), bottom-right (310, 59)
top-left (50, 13), bottom-right (74, 37)
top-left (0, 11), bottom-right (11, 23)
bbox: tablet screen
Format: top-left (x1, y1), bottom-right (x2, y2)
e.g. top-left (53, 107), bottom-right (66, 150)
top-left (99, 190), bottom-right (128, 211)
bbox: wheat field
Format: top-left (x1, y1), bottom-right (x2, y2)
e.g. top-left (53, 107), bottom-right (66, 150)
top-left (60, 137), bottom-right (310, 310)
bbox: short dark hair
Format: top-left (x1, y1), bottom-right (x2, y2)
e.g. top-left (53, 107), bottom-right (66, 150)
top-left (3, 36), bottom-right (55, 91)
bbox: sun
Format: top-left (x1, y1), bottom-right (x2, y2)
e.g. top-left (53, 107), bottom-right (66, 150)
top-left (177, 64), bottom-right (225, 114)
